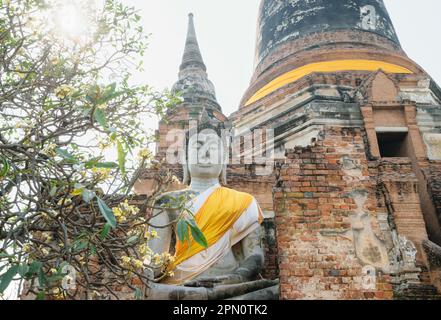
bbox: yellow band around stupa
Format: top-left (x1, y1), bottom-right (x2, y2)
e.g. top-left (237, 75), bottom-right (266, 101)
top-left (245, 59), bottom-right (413, 106)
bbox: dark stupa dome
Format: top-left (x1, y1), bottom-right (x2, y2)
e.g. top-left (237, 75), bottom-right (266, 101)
top-left (240, 0), bottom-right (425, 108)
top-left (255, 0), bottom-right (401, 68)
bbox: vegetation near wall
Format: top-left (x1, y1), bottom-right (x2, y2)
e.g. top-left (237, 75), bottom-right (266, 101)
top-left (0, 0), bottom-right (204, 300)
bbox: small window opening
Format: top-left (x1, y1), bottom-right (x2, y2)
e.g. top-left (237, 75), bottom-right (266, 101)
top-left (377, 131), bottom-right (409, 158)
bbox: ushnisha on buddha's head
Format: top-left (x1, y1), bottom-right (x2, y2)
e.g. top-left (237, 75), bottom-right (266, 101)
top-left (182, 121), bottom-right (227, 186)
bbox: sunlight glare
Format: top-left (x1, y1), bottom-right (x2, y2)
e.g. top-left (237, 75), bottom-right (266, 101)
top-left (55, 3), bottom-right (88, 40)
top-left (49, 0), bottom-right (102, 44)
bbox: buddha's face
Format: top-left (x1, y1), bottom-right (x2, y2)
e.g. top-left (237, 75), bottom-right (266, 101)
top-left (187, 130), bottom-right (224, 180)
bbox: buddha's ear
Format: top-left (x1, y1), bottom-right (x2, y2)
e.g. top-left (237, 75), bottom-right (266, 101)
top-left (221, 164), bottom-right (227, 185)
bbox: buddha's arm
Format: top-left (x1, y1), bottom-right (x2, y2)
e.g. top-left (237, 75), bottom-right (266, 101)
top-left (233, 227), bottom-right (264, 281)
top-left (184, 228), bottom-right (264, 287)
top-left (147, 208), bottom-right (174, 278)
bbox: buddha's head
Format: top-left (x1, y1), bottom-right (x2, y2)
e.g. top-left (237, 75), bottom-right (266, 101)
top-left (182, 120), bottom-right (227, 185)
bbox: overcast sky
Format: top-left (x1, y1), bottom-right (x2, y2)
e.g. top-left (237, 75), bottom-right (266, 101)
top-left (125, 0), bottom-right (441, 117)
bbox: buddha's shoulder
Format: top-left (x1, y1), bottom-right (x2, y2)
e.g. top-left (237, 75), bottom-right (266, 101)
top-left (155, 189), bottom-right (197, 207)
top-left (221, 187), bottom-right (256, 200)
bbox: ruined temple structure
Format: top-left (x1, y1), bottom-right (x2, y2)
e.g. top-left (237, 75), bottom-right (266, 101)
top-left (136, 0), bottom-right (441, 299)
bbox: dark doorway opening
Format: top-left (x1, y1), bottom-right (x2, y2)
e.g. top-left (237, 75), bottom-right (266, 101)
top-left (377, 131), bottom-right (409, 158)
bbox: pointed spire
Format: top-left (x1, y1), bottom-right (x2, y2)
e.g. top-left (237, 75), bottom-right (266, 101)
top-left (180, 13), bottom-right (206, 72)
top-left (172, 13), bottom-right (222, 112)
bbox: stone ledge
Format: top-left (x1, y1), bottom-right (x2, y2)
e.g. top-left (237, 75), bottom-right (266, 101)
top-left (423, 240), bottom-right (441, 268)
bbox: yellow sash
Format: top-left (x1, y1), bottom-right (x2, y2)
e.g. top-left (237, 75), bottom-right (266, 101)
top-left (170, 187), bottom-right (258, 270)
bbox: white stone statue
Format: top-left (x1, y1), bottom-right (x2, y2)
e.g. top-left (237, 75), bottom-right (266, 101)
top-left (146, 125), bottom-right (278, 300)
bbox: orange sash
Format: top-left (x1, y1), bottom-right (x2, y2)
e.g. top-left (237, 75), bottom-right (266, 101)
top-left (170, 187), bottom-right (256, 269)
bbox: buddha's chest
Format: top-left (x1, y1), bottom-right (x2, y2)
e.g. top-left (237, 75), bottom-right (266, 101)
top-left (195, 248), bottom-right (239, 279)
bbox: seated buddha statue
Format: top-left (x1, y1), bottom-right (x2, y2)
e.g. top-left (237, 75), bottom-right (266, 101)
top-left (145, 122), bottom-right (278, 300)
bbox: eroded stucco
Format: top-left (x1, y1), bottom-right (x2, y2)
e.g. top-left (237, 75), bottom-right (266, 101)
top-left (256, 0), bottom-right (401, 66)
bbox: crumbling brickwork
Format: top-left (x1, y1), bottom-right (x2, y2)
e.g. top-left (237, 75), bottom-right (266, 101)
top-left (272, 127), bottom-right (440, 299)
top-left (274, 127), bottom-right (385, 299)
top-left (375, 159), bottom-right (428, 260)
top-left (426, 163), bottom-right (441, 226)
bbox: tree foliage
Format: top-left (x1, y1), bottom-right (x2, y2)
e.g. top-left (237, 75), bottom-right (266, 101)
top-left (0, 0), bottom-right (186, 300)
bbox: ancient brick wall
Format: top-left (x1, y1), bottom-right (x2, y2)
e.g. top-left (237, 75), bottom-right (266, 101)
top-left (273, 127), bottom-right (392, 299)
top-left (375, 159), bottom-right (428, 261)
top-left (372, 159), bottom-right (441, 298)
top-left (423, 240), bottom-right (441, 294)
top-left (425, 162), bottom-right (441, 227)
top-left (227, 164), bottom-right (275, 212)
top-left (272, 127), bottom-right (438, 300)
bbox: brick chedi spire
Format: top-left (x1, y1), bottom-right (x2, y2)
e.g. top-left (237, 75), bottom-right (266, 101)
top-left (180, 13), bottom-right (206, 72)
top-left (153, 14), bottom-right (227, 160)
top-left (230, 0), bottom-right (441, 301)
top-left (254, 0), bottom-right (402, 68)
top-left (172, 13), bottom-right (221, 112)
top-left (240, 0), bottom-right (427, 108)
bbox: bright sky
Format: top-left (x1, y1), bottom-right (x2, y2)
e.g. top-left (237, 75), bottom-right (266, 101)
top-left (124, 0), bottom-right (441, 118)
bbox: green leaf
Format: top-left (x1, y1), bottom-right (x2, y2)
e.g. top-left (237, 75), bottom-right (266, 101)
top-left (55, 148), bottom-right (77, 163)
top-left (110, 132), bottom-right (117, 142)
top-left (0, 265), bottom-right (19, 293)
top-left (38, 269), bottom-right (47, 288)
top-left (28, 261), bottom-right (42, 275)
top-left (49, 185), bottom-right (58, 197)
top-left (189, 224), bottom-right (208, 249)
top-left (90, 244), bottom-right (97, 256)
top-left (94, 162), bottom-right (118, 169)
top-left (185, 216), bottom-right (198, 228)
top-left (103, 83), bottom-right (116, 97)
top-left (94, 83), bottom-right (115, 104)
top-left (36, 291), bottom-right (45, 300)
top-left (127, 235), bottom-right (139, 244)
top-left (176, 219), bottom-right (188, 243)
top-left (0, 252), bottom-right (11, 259)
top-left (86, 85), bottom-right (101, 104)
top-left (117, 140), bottom-right (126, 177)
top-left (59, 261), bottom-right (69, 271)
top-left (94, 108), bottom-right (107, 129)
top-left (82, 189), bottom-right (95, 204)
top-left (134, 287), bottom-right (142, 300)
top-left (160, 195), bottom-right (180, 208)
top-left (0, 157), bottom-right (10, 178)
top-left (84, 157), bottom-right (102, 169)
top-left (18, 264), bottom-right (29, 277)
top-left (47, 274), bottom-right (66, 282)
top-left (73, 240), bottom-right (88, 252)
top-left (108, 82), bottom-right (116, 93)
top-left (100, 223), bottom-right (112, 240)
top-left (97, 198), bottom-right (117, 229)
top-left (98, 83), bottom-right (118, 104)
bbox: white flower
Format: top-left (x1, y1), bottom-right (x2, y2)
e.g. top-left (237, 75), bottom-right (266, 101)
top-left (143, 255), bottom-right (152, 266)
top-left (55, 85), bottom-right (74, 99)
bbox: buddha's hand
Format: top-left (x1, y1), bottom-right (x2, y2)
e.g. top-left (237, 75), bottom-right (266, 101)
top-left (183, 273), bottom-right (244, 288)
